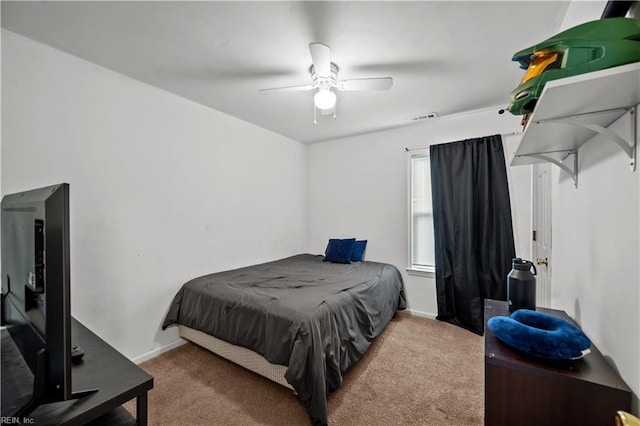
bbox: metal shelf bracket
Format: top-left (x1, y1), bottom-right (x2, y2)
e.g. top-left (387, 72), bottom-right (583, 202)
top-left (535, 106), bottom-right (637, 171)
top-left (517, 150), bottom-right (578, 187)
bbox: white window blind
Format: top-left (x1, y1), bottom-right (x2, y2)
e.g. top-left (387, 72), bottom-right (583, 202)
top-left (409, 151), bottom-right (435, 273)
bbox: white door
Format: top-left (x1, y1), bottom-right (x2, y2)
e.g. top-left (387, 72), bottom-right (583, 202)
top-left (532, 163), bottom-right (552, 307)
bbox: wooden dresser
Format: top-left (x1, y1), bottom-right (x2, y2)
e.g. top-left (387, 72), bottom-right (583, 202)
top-left (484, 299), bottom-right (631, 426)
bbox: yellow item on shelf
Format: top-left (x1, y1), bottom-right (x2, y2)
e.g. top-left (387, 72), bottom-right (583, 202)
top-left (616, 411), bottom-right (640, 426)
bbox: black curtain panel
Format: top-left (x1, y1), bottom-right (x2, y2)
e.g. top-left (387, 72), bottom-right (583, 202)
top-left (429, 134), bottom-right (515, 335)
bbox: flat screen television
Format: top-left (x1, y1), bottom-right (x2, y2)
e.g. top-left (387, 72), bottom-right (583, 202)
top-left (1, 183), bottom-right (94, 416)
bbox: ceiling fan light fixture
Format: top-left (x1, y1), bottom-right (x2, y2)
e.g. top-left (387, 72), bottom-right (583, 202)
top-left (314, 88), bottom-right (336, 110)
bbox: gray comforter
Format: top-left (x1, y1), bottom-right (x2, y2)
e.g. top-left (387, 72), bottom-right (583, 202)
top-left (162, 254), bottom-right (406, 425)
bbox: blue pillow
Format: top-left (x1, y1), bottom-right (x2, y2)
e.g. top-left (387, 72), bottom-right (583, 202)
top-left (324, 238), bottom-right (356, 264)
top-left (351, 240), bottom-right (368, 262)
top-left (487, 309), bottom-right (591, 360)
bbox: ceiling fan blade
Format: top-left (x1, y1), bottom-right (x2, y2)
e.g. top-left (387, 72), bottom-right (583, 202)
top-left (336, 77), bottom-right (393, 91)
top-left (309, 42), bottom-right (331, 77)
top-left (259, 84), bottom-right (315, 95)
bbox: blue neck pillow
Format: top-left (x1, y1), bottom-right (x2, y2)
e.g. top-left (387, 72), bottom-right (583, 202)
top-left (487, 309), bottom-right (591, 360)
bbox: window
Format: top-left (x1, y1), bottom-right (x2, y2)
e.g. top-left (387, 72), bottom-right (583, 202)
top-left (408, 151), bottom-right (435, 275)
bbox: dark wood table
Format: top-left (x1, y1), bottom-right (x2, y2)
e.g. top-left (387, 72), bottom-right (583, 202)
top-left (2, 317), bottom-right (153, 425)
top-left (484, 299), bottom-right (631, 426)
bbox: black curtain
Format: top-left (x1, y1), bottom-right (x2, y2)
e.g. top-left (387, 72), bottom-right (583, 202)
top-left (430, 134), bottom-right (515, 335)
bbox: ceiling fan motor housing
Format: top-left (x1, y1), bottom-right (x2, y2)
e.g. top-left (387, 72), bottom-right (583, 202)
top-left (310, 63), bottom-right (339, 89)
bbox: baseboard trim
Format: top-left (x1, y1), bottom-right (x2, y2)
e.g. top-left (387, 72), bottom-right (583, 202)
top-left (131, 338), bottom-right (187, 364)
top-left (406, 309), bottom-right (437, 320)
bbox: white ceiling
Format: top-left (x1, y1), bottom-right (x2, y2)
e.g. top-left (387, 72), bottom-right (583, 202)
top-left (1, 1), bottom-right (573, 144)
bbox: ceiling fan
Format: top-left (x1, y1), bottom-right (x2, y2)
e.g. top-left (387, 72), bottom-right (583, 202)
top-left (259, 43), bottom-right (393, 122)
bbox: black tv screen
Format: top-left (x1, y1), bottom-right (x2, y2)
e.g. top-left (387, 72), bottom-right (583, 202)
top-left (1, 183), bottom-right (73, 414)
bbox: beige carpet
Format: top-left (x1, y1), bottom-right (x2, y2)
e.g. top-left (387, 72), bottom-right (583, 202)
top-left (126, 313), bottom-right (484, 425)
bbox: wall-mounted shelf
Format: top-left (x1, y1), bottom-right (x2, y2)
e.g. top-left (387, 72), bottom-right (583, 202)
top-left (511, 62), bottom-right (639, 187)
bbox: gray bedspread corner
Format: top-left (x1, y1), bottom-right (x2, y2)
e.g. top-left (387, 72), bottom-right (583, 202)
top-left (161, 286), bottom-right (184, 330)
top-left (162, 254), bottom-right (406, 425)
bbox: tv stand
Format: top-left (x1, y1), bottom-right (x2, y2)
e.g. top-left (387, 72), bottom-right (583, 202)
top-left (2, 318), bottom-right (153, 425)
top-left (14, 347), bottom-right (98, 418)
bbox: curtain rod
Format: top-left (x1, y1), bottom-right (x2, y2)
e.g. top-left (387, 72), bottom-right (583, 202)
top-left (403, 131), bottom-right (523, 152)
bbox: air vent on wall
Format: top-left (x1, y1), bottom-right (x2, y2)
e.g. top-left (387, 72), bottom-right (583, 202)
top-left (410, 112), bottom-right (438, 121)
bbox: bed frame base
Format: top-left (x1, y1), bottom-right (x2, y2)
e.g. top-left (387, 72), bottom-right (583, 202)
top-left (178, 325), bottom-right (293, 390)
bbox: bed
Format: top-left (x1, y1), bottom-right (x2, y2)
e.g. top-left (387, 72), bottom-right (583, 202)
top-left (162, 253), bottom-right (406, 425)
